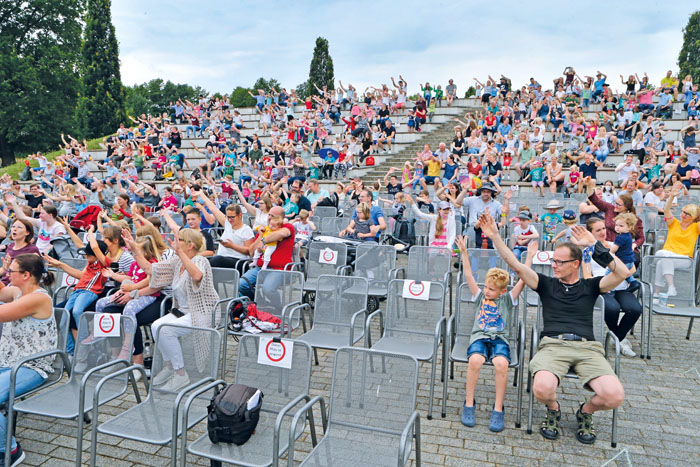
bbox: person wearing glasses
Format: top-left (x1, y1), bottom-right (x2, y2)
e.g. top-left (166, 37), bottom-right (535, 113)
top-left (0, 254), bottom-right (56, 466)
top-left (478, 211), bottom-right (629, 445)
top-left (651, 182), bottom-right (700, 297)
top-left (196, 193), bottom-right (255, 274)
top-left (126, 228), bottom-right (220, 392)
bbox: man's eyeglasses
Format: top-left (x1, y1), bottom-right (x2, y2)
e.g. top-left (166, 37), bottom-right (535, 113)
top-left (551, 259), bottom-right (577, 266)
top-left (7, 269), bottom-right (23, 274)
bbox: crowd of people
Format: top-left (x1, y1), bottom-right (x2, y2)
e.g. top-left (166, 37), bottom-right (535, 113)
top-left (0, 67), bottom-right (699, 462)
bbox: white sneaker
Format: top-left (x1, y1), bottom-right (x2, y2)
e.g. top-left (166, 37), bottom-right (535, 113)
top-left (619, 338), bottom-right (636, 357)
top-left (667, 286), bottom-right (677, 297)
top-left (152, 367), bottom-right (174, 386)
top-left (161, 372), bottom-right (190, 392)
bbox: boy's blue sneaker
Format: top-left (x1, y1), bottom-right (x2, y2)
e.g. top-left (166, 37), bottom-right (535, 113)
top-left (461, 401), bottom-right (476, 427)
top-left (489, 406), bottom-right (505, 432)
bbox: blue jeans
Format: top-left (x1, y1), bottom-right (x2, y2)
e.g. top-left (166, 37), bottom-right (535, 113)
top-left (513, 245), bottom-right (528, 262)
top-left (186, 126), bottom-right (199, 138)
top-left (65, 289), bottom-right (99, 354)
top-left (238, 267), bottom-right (284, 302)
top-left (0, 367), bottom-right (45, 452)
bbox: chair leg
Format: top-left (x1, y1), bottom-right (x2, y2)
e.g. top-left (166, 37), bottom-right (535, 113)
top-left (526, 372), bottom-right (534, 434)
top-left (427, 358), bottom-right (437, 420)
top-left (687, 318), bottom-right (694, 340)
top-left (611, 407), bottom-right (618, 448)
top-left (314, 348), bottom-right (319, 366)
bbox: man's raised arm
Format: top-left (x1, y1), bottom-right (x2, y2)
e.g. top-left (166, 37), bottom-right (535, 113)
top-left (478, 211), bottom-right (539, 289)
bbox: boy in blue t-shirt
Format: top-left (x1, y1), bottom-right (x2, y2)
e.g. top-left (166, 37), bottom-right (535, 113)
top-left (455, 236), bottom-right (535, 432)
top-left (539, 201), bottom-right (564, 242)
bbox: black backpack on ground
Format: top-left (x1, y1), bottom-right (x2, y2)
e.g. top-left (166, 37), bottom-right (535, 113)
top-left (207, 383), bottom-right (263, 445)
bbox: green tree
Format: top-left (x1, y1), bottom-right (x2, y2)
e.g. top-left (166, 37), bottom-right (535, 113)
top-left (465, 86), bottom-right (476, 98)
top-left (125, 79), bottom-right (206, 117)
top-left (230, 86), bottom-right (255, 108)
top-left (295, 81), bottom-right (309, 99)
top-left (252, 77), bottom-right (282, 95)
top-left (307, 37), bottom-right (335, 96)
top-left (80, 0), bottom-right (126, 138)
top-left (678, 10), bottom-right (700, 81)
top-left (0, 0), bottom-right (84, 167)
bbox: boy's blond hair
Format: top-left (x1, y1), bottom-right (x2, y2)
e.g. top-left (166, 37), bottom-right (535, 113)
top-left (298, 209), bottom-right (309, 220)
top-left (485, 268), bottom-right (509, 290)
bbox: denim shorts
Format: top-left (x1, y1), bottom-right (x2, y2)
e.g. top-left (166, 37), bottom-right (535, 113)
top-left (467, 338), bottom-right (511, 363)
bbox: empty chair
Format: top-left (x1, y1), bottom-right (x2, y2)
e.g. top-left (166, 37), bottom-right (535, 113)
top-left (405, 246), bottom-right (453, 315)
top-left (319, 217), bottom-right (351, 236)
top-left (223, 270), bottom-right (305, 373)
top-left (210, 267), bottom-right (240, 327)
top-left (180, 336), bottom-right (320, 467)
top-left (365, 279), bottom-right (446, 419)
top-left (526, 297), bottom-right (621, 447)
top-left (289, 275), bottom-right (368, 364)
top-left (314, 206), bottom-right (337, 219)
top-left (291, 347), bottom-right (421, 467)
top-left (89, 325), bottom-right (221, 466)
top-left (640, 254), bottom-right (699, 359)
top-left (443, 284), bottom-right (525, 424)
top-left (302, 241), bottom-right (348, 295)
top-left (352, 243), bottom-right (399, 311)
top-left (12, 313), bottom-right (139, 465)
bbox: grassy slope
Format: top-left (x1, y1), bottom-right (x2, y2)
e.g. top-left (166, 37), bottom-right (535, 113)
top-left (2, 137), bottom-right (106, 179)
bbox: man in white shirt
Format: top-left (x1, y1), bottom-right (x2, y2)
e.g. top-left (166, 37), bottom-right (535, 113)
top-left (615, 155), bottom-right (638, 186)
top-left (435, 143), bottom-right (451, 162)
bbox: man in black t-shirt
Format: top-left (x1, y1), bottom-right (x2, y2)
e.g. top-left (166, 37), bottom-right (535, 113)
top-left (16, 184), bottom-right (46, 211)
top-left (478, 212), bottom-right (629, 445)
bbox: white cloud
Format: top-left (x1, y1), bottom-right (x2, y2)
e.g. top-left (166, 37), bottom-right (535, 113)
top-left (111, 0), bottom-right (697, 95)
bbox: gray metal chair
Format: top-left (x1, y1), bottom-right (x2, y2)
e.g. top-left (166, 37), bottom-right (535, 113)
top-left (640, 254), bottom-right (699, 359)
top-left (210, 266), bottom-right (240, 326)
top-left (12, 312), bottom-right (139, 466)
top-left (288, 275), bottom-right (368, 365)
top-left (88, 325), bottom-right (221, 467)
top-left (180, 336), bottom-right (323, 467)
top-left (365, 279), bottom-right (446, 419)
top-left (526, 296), bottom-right (621, 447)
top-left (3, 308), bottom-right (70, 467)
top-left (291, 347), bottom-right (421, 467)
top-left (351, 243), bottom-right (400, 312)
top-left (303, 241), bottom-right (348, 294)
top-left (314, 206), bottom-right (337, 219)
top-left (319, 217), bottom-right (351, 236)
top-left (51, 258), bottom-right (89, 303)
top-left (443, 284), bottom-right (525, 423)
top-left (223, 270), bottom-right (305, 374)
top-left (404, 246), bottom-right (453, 315)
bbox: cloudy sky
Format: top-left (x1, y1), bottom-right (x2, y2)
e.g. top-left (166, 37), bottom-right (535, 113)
top-left (112, 1), bottom-right (697, 96)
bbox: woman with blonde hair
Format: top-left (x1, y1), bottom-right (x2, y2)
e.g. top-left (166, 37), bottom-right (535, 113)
top-left (653, 182), bottom-right (700, 296)
top-left (126, 228), bottom-right (219, 392)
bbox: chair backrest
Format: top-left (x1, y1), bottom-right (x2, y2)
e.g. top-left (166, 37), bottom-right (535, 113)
top-left (311, 275), bottom-right (368, 337)
top-left (454, 284), bottom-right (519, 345)
top-left (353, 244), bottom-right (396, 285)
top-left (71, 312), bottom-right (136, 382)
top-left (234, 335), bottom-right (312, 414)
top-left (338, 199), bottom-right (356, 217)
top-left (461, 248), bottom-right (508, 285)
top-left (384, 279), bottom-right (446, 339)
top-left (406, 246), bottom-right (451, 283)
top-left (319, 217), bottom-right (351, 236)
top-left (254, 269), bottom-right (305, 317)
top-left (642, 254), bottom-right (696, 308)
top-left (210, 267), bottom-right (240, 326)
top-left (150, 324), bottom-right (221, 398)
top-left (306, 242), bottom-right (348, 280)
top-left (327, 347), bottom-right (418, 436)
top-left (314, 206), bottom-right (337, 219)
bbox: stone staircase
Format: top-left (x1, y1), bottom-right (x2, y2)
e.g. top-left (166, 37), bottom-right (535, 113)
top-left (359, 119), bottom-right (462, 183)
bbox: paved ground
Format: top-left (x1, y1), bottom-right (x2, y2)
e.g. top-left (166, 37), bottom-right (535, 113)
top-left (12, 285), bottom-right (700, 466)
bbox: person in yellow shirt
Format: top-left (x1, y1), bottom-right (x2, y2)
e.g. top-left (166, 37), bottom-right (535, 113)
top-left (653, 182), bottom-right (700, 295)
top-left (419, 155), bottom-right (443, 191)
top-left (660, 70), bottom-right (679, 97)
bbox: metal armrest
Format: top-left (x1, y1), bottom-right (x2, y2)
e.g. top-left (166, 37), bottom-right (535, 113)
top-left (434, 316), bottom-right (447, 342)
top-left (337, 265), bottom-right (352, 276)
top-left (169, 377), bottom-right (216, 466)
top-left (398, 410), bottom-right (421, 467)
top-left (364, 309), bottom-right (384, 348)
top-left (349, 308), bottom-right (368, 345)
top-left (530, 325), bottom-right (539, 363)
top-left (392, 267), bottom-right (406, 280)
top-left (446, 315), bottom-right (455, 349)
top-left (287, 395), bottom-right (327, 467)
top-left (81, 359), bottom-right (132, 388)
top-left (180, 380), bottom-right (226, 467)
top-left (211, 297), bottom-right (235, 328)
top-left (282, 303), bottom-right (309, 337)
